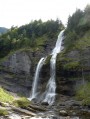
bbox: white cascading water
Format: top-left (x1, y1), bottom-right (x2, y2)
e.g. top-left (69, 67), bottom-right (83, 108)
top-left (29, 57), bottom-right (46, 100)
top-left (43, 30), bottom-right (64, 105)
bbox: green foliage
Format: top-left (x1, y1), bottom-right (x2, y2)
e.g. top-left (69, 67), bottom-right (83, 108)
top-left (67, 9), bottom-right (84, 33)
top-left (64, 30), bottom-right (77, 51)
top-left (13, 97), bottom-right (30, 108)
top-left (45, 55), bottom-right (52, 65)
top-left (75, 31), bottom-right (90, 50)
top-left (36, 35), bottom-right (47, 46)
top-left (0, 27), bottom-right (8, 34)
top-left (76, 82), bottom-right (90, 105)
top-left (0, 109), bottom-right (8, 116)
top-left (63, 61), bottom-right (80, 70)
top-left (64, 4), bottom-right (90, 54)
top-left (0, 87), bottom-right (14, 103)
top-left (0, 19), bottom-right (64, 59)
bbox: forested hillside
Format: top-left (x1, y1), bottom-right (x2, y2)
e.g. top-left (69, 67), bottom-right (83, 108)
top-left (59, 4), bottom-right (90, 72)
top-left (0, 27), bottom-right (8, 34)
top-left (0, 19), bottom-right (64, 58)
top-left (64, 4), bottom-right (90, 51)
top-left (56, 5), bottom-right (90, 105)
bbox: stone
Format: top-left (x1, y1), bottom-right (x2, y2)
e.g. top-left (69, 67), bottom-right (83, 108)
top-left (65, 116), bottom-right (70, 119)
top-left (41, 102), bottom-right (49, 106)
top-left (59, 110), bottom-right (68, 116)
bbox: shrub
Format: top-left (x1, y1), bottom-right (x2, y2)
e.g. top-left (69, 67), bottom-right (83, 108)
top-left (13, 97), bottom-right (30, 108)
top-left (0, 109), bottom-right (8, 116)
top-left (0, 88), bottom-right (14, 103)
top-left (76, 82), bottom-right (90, 105)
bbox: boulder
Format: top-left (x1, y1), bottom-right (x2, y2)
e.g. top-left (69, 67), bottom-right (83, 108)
top-left (59, 110), bottom-right (68, 116)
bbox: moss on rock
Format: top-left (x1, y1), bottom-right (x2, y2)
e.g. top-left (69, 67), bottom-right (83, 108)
top-left (13, 97), bottom-right (31, 108)
top-left (0, 87), bottom-right (14, 103)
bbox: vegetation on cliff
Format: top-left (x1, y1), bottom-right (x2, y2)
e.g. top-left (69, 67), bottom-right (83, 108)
top-left (0, 87), bottom-right (30, 105)
top-left (0, 19), bottom-right (64, 58)
top-left (0, 87), bottom-right (14, 103)
top-left (64, 4), bottom-right (90, 51)
top-left (57, 5), bottom-right (90, 104)
top-left (56, 5), bottom-right (90, 72)
top-left (0, 27), bottom-right (8, 35)
top-left (76, 82), bottom-right (90, 105)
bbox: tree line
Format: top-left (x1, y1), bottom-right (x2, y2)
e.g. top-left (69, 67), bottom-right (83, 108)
top-left (0, 19), bottom-right (64, 58)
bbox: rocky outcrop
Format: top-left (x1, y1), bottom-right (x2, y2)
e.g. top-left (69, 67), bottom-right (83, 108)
top-left (0, 34), bottom-right (58, 96)
top-left (0, 36), bottom-right (90, 100)
top-left (1, 51), bottom-right (31, 74)
top-left (0, 51), bottom-right (31, 96)
top-left (0, 36), bottom-right (57, 96)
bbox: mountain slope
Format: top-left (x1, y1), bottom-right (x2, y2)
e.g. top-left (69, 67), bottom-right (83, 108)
top-left (0, 27), bottom-right (8, 34)
top-left (0, 19), bottom-right (64, 58)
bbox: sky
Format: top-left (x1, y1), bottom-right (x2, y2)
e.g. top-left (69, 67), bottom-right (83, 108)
top-left (0, 0), bottom-right (90, 28)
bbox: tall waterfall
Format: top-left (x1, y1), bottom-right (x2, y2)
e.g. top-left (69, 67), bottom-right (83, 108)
top-left (43, 30), bottom-right (64, 105)
top-left (29, 57), bottom-right (46, 100)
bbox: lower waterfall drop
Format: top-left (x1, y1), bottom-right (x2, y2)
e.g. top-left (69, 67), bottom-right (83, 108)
top-left (29, 57), bottom-right (46, 100)
top-left (43, 30), bottom-right (64, 105)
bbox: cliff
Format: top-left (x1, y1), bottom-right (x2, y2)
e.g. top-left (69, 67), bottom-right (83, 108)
top-left (0, 36), bottom-right (57, 96)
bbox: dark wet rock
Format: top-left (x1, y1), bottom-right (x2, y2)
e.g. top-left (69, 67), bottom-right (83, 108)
top-left (77, 108), bottom-right (90, 117)
top-left (41, 102), bottom-right (49, 106)
top-left (59, 100), bottom-right (81, 109)
top-left (56, 77), bottom-right (76, 97)
top-left (65, 100), bottom-right (81, 107)
top-left (50, 115), bottom-right (60, 119)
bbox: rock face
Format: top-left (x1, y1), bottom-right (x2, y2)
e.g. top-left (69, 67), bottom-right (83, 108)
top-left (0, 34), bottom-right (58, 97)
top-left (0, 49), bottom-right (45, 96)
top-left (56, 47), bottom-right (90, 97)
top-left (1, 51), bottom-right (31, 74)
top-left (0, 36), bottom-right (57, 96)
top-left (0, 39), bottom-right (90, 99)
top-left (67, 48), bottom-right (90, 70)
top-left (0, 51), bottom-right (32, 96)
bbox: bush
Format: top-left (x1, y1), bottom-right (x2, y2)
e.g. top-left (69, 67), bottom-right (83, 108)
top-left (0, 109), bottom-right (8, 116)
top-left (13, 97), bottom-right (31, 108)
top-left (0, 88), bottom-right (14, 103)
top-left (76, 82), bottom-right (90, 105)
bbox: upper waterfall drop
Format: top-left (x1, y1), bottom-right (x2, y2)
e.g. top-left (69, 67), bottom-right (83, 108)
top-left (29, 57), bottom-right (46, 100)
top-left (43, 30), bottom-right (64, 105)
top-left (52, 30), bottom-right (64, 55)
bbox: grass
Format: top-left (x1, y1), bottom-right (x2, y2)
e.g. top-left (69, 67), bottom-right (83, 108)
top-left (0, 87), bottom-right (31, 108)
top-left (0, 109), bottom-right (8, 116)
top-left (0, 87), bottom-right (14, 103)
top-left (13, 97), bottom-right (31, 108)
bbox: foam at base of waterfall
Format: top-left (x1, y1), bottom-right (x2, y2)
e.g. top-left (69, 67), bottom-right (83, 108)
top-left (43, 93), bottom-right (56, 105)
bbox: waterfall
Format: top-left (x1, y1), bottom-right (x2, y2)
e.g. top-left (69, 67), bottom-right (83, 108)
top-left (43, 30), bottom-right (64, 105)
top-left (29, 57), bottom-right (46, 100)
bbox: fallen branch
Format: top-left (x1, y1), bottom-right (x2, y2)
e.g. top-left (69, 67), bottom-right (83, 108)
top-left (10, 105), bottom-right (36, 116)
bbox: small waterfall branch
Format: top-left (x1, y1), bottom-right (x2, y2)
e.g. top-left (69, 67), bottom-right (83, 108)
top-left (29, 57), bottom-right (46, 100)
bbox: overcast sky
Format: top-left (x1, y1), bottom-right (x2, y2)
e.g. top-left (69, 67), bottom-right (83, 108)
top-left (0, 0), bottom-right (90, 28)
